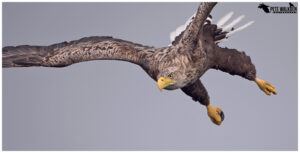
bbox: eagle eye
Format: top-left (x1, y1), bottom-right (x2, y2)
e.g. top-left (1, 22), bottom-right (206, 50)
top-left (167, 72), bottom-right (173, 78)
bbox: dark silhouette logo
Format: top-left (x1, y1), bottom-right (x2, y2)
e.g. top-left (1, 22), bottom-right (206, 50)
top-left (289, 2), bottom-right (295, 7)
top-left (258, 2), bottom-right (297, 14)
top-left (258, 3), bottom-right (270, 13)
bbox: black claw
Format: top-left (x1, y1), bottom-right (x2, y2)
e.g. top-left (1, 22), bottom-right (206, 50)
top-left (219, 111), bottom-right (225, 121)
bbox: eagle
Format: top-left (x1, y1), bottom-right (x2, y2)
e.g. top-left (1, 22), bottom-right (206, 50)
top-left (3, 2), bottom-right (277, 125)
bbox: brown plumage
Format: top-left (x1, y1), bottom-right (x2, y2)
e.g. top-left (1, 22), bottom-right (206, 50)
top-left (2, 2), bottom-right (277, 125)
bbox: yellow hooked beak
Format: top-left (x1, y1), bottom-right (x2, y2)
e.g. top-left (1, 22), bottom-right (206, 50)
top-left (157, 77), bottom-right (175, 91)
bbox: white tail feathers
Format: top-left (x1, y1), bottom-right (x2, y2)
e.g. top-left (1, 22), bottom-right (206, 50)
top-left (215, 38), bottom-right (228, 43)
top-left (169, 11), bottom-right (254, 45)
top-left (222, 15), bottom-right (245, 31)
top-left (216, 11), bottom-right (233, 27)
top-left (226, 21), bottom-right (255, 37)
top-left (215, 12), bottom-right (254, 43)
top-left (205, 16), bottom-right (212, 23)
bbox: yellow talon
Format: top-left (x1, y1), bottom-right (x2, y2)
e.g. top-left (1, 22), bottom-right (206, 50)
top-left (254, 78), bottom-right (277, 95)
top-left (206, 104), bottom-right (224, 126)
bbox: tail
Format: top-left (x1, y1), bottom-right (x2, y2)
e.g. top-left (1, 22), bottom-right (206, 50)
top-left (169, 11), bottom-right (254, 45)
top-left (213, 11), bottom-right (255, 44)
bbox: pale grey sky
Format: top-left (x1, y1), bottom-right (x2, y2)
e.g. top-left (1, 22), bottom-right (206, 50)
top-left (3, 2), bottom-right (298, 150)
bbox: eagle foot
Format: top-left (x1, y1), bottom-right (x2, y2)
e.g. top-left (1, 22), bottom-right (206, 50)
top-left (254, 78), bottom-right (277, 95)
top-left (206, 104), bottom-right (224, 126)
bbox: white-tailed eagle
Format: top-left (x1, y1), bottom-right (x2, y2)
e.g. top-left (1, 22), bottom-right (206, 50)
top-left (3, 2), bottom-right (277, 125)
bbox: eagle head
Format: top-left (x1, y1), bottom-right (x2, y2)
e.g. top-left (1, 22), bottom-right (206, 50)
top-left (157, 66), bottom-right (189, 91)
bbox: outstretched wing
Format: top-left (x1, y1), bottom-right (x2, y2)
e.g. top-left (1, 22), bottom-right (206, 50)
top-left (3, 36), bottom-right (154, 68)
top-left (179, 2), bottom-right (217, 48)
top-left (170, 14), bottom-right (212, 46)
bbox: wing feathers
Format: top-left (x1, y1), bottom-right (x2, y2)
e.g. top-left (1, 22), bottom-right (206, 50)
top-left (171, 2), bottom-right (217, 47)
top-left (3, 45), bottom-right (50, 67)
top-left (170, 12), bottom-right (213, 45)
top-left (3, 36), bottom-right (154, 68)
top-left (170, 13), bottom-right (195, 43)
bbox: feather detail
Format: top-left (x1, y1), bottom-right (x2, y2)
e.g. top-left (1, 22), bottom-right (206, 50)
top-left (222, 15), bottom-right (245, 31)
top-left (226, 21), bottom-right (255, 37)
top-left (3, 36), bottom-right (154, 68)
top-left (170, 13), bottom-right (195, 43)
top-left (216, 11), bottom-right (233, 27)
top-left (215, 38), bottom-right (228, 43)
top-left (214, 11), bottom-right (254, 44)
top-left (169, 12), bottom-right (213, 44)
